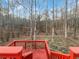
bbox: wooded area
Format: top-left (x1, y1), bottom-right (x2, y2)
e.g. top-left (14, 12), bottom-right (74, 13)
top-left (0, 0), bottom-right (79, 53)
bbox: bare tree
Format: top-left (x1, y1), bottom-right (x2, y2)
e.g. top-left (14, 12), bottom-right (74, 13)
top-left (0, 0), bottom-right (2, 11)
top-left (45, 0), bottom-right (48, 35)
top-left (30, 0), bottom-right (33, 40)
top-left (60, 8), bottom-right (64, 32)
top-left (64, 0), bottom-right (68, 39)
top-left (74, 0), bottom-right (78, 38)
top-left (33, 0), bottom-right (37, 40)
top-left (51, 0), bottom-right (55, 40)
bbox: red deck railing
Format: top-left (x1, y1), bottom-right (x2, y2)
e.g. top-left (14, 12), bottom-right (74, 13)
top-left (1, 40), bottom-right (79, 59)
top-left (6, 40), bottom-right (72, 59)
top-left (8, 40), bottom-right (47, 49)
top-left (51, 51), bottom-right (70, 59)
top-left (7, 40), bottom-right (50, 59)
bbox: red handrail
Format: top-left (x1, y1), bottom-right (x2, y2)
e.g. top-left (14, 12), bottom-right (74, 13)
top-left (7, 40), bottom-right (70, 59)
top-left (51, 51), bottom-right (70, 59)
top-left (8, 40), bottom-right (46, 47)
top-left (7, 40), bottom-right (16, 46)
top-left (45, 40), bottom-right (51, 59)
top-left (22, 51), bottom-right (33, 59)
top-left (7, 40), bottom-right (50, 59)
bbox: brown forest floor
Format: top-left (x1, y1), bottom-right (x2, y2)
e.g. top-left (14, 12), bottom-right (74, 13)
top-left (1, 35), bottom-right (79, 54)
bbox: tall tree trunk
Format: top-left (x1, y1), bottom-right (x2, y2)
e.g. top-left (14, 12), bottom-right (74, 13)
top-left (30, 0), bottom-right (33, 40)
top-left (74, 0), bottom-right (78, 39)
top-left (64, 0), bottom-right (67, 39)
top-left (7, 0), bottom-right (10, 41)
top-left (51, 0), bottom-right (55, 41)
top-left (45, 0), bottom-right (48, 35)
top-left (33, 0), bottom-right (36, 40)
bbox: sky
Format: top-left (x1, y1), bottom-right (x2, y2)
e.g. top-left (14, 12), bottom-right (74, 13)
top-left (0, 0), bottom-right (75, 18)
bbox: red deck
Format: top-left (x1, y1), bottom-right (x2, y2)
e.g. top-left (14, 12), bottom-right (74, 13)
top-left (33, 49), bottom-right (48, 59)
top-left (8, 40), bottom-right (49, 59)
top-left (0, 46), bottom-right (23, 54)
top-left (0, 40), bottom-right (71, 59)
top-left (22, 49), bottom-right (47, 59)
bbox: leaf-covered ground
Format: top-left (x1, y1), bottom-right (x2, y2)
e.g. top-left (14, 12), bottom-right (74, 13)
top-left (1, 35), bottom-right (79, 54)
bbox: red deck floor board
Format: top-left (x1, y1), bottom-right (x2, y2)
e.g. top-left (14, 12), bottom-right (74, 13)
top-left (23, 49), bottom-right (48, 59)
top-left (33, 49), bottom-right (48, 59)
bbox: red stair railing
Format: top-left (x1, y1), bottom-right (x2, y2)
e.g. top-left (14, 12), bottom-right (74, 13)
top-left (51, 51), bottom-right (70, 59)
